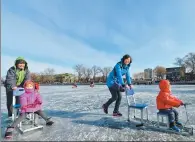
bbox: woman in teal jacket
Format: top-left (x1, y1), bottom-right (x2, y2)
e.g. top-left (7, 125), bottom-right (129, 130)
top-left (102, 54), bottom-right (132, 116)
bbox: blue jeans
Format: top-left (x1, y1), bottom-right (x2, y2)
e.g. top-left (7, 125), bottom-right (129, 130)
top-left (159, 108), bottom-right (179, 123)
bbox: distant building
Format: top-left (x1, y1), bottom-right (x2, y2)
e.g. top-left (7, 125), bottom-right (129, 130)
top-left (144, 68), bottom-right (153, 79)
top-left (166, 67), bottom-right (185, 81)
top-left (185, 73), bottom-right (195, 81)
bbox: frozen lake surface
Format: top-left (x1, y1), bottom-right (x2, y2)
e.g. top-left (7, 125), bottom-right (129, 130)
top-left (1, 85), bottom-right (195, 141)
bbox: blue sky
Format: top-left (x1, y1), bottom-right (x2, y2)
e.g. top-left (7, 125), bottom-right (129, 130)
top-left (2, 0), bottom-right (195, 76)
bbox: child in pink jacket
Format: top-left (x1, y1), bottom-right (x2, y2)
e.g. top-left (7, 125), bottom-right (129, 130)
top-left (5, 80), bottom-right (54, 139)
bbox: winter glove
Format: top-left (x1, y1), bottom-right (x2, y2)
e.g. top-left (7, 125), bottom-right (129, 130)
top-left (128, 84), bottom-right (132, 89)
top-left (119, 84), bottom-right (125, 92)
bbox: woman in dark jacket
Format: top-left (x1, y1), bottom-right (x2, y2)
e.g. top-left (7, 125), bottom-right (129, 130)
top-left (4, 57), bottom-right (31, 117)
top-left (102, 54), bottom-right (132, 116)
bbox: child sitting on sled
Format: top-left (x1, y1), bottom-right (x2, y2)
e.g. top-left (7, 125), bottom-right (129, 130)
top-left (156, 79), bottom-right (184, 132)
top-left (5, 80), bottom-right (54, 139)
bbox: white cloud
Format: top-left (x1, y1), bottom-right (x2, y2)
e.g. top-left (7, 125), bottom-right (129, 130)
top-left (13, 0), bottom-right (109, 39)
top-left (2, 0), bottom-right (194, 78)
top-left (1, 55), bottom-right (74, 77)
top-left (2, 10), bottom-right (118, 69)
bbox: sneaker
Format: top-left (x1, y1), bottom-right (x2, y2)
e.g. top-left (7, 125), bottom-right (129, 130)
top-left (170, 125), bottom-right (180, 132)
top-left (46, 118), bottom-right (54, 126)
top-left (113, 112), bottom-right (122, 117)
top-left (5, 126), bottom-right (14, 139)
top-left (102, 104), bottom-right (108, 114)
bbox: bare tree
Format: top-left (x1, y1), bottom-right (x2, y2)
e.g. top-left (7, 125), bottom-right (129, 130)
top-left (184, 52), bottom-right (195, 74)
top-left (44, 68), bottom-right (55, 75)
top-left (92, 65), bottom-right (101, 81)
top-left (175, 52), bottom-right (195, 74)
top-left (31, 73), bottom-right (40, 82)
top-left (39, 72), bottom-right (46, 83)
top-left (73, 64), bottom-right (84, 82)
top-left (174, 57), bottom-right (185, 67)
top-left (81, 67), bottom-right (86, 80)
top-left (43, 68), bottom-right (55, 83)
top-left (154, 66), bottom-right (166, 79)
top-left (100, 67), bottom-right (112, 82)
top-left (81, 67), bottom-right (93, 82)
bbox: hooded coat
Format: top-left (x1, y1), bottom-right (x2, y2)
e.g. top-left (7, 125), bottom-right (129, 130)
top-left (106, 58), bottom-right (131, 88)
top-left (156, 80), bottom-right (183, 110)
top-left (20, 81), bottom-right (42, 113)
top-left (4, 57), bottom-right (31, 90)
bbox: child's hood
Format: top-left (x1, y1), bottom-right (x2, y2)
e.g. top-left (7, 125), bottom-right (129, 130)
top-left (23, 80), bottom-right (34, 88)
top-left (23, 80), bottom-right (35, 93)
top-left (159, 79), bottom-right (171, 93)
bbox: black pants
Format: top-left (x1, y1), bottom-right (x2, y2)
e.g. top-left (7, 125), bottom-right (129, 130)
top-left (159, 108), bottom-right (179, 123)
top-left (11, 110), bottom-right (49, 128)
top-left (104, 87), bottom-right (122, 113)
top-left (6, 89), bottom-right (20, 117)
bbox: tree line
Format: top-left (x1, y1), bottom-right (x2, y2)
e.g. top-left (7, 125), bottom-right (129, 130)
top-left (29, 65), bottom-right (113, 84)
top-left (1, 52), bottom-right (194, 84)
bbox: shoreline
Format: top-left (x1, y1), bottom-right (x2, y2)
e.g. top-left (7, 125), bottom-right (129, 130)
top-left (1, 82), bottom-right (195, 87)
top-left (37, 83), bottom-right (195, 86)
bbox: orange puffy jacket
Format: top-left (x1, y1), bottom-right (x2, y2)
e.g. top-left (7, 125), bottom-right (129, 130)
top-left (156, 80), bottom-right (183, 110)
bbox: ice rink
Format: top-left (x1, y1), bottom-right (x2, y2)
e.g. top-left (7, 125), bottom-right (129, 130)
top-left (1, 85), bottom-right (195, 141)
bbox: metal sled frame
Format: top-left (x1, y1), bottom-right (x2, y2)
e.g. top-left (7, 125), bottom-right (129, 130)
top-left (125, 89), bottom-right (149, 126)
top-left (12, 88), bottom-right (44, 134)
top-left (132, 116), bottom-right (193, 136)
top-left (16, 112), bottom-right (43, 134)
top-left (125, 89), bottom-right (194, 136)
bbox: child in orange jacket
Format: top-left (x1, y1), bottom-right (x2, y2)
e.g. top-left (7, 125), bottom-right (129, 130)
top-left (156, 79), bottom-right (184, 132)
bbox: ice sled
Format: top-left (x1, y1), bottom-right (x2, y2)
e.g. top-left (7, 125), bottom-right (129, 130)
top-left (125, 88), bottom-right (194, 136)
top-left (12, 88), bottom-right (43, 134)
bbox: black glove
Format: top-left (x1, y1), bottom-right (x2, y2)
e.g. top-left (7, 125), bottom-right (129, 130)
top-left (119, 84), bottom-right (125, 92)
top-left (183, 103), bottom-right (191, 106)
top-left (128, 84), bottom-right (132, 89)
